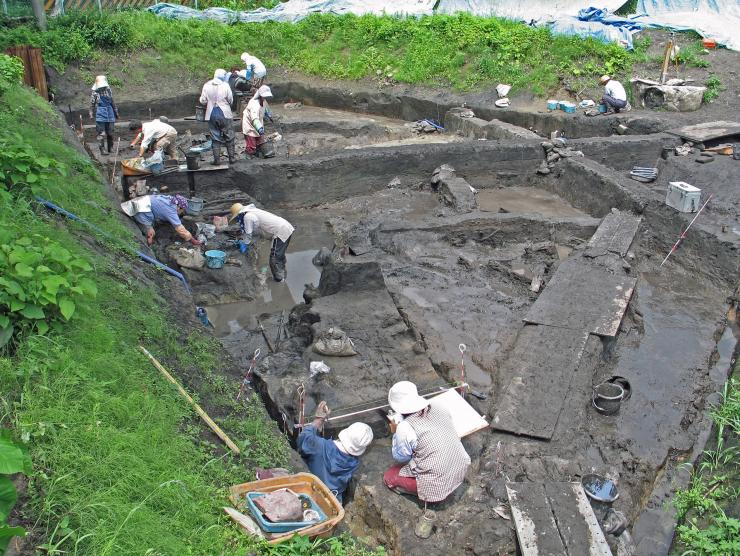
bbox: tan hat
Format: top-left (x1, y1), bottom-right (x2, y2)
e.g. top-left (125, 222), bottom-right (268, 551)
top-left (337, 422), bottom-right (373, 456)
top-left (228, 203), bottom-right (244, 222)
top-left (92, 75), bottom-right (109, 90)
top-left (388, 381), bottom-right (429, 415)
top-left (599, 75), bottom-right (611, 84)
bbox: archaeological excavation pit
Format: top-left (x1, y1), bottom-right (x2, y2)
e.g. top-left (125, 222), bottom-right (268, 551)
top-left (84, 84), bottom-right (739, 555)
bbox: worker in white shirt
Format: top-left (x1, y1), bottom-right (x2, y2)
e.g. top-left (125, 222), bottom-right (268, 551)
top-left (240, 51), bottom-right (267, 92)
top-left (129, 117), bottom-right (178, 158)
top-left (242, 85), bottom-right (274, 158)
top-left (228, 203), bottom-right (295, 282)
top-left (599, 75), bottom-right (631, 113)
top-left (199, 69), bottom-right (236, 165)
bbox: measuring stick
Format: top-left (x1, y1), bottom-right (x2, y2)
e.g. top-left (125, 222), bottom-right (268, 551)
top-left (139, 346), bottom-right (241, 455)
top-left (293, 384), bottom-right (468, 427)
top-left (660, 193), bottom-right (713, 267)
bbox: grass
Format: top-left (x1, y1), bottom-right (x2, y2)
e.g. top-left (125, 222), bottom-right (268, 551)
top-left (673, 374), bottom-right (740, 555)
top-left (0, 10), bottom-right (655, 96)
top-left (0, 82), bottom-right (380, 554)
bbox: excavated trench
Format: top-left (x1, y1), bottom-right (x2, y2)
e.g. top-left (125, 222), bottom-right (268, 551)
top-left (84, 87), bottom-right (739, 555)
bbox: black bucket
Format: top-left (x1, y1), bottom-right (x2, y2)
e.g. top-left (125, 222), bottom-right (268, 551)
top-left (257, 141), bottom-right (275, 159)
top-left (195, 104), bottom-right (206, 122)
top-left (185, 151), bottom-right (200, 171)
top-left (592, 382), bottom-right (625, 415)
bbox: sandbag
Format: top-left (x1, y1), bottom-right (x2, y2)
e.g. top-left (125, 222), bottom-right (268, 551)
top-left (168, 246), bottom-right (205, 270)
top-left (313, 327), bottom-right (357, 356)
top-left (254, 489), bottom-right (303, 523)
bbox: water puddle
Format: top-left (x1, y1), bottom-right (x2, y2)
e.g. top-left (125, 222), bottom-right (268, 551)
top-left (477, 187), bottom-right (587, 218)
top-left (206, 211), bottom-right (333, 337)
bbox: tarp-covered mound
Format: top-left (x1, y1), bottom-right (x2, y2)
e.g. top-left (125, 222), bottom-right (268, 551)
top-left (147, 1), bottom-right (740, 51)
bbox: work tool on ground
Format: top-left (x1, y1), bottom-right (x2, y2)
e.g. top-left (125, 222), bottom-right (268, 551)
top-left (297, 384), bottom-right (306, 429)
top-left (237, 348), bottom-right (261, 402)
top-left (275, 310), bottom-right (286, 350)
top-left (257, 318), bottom-right (275, 353)
top-left (659, 32), bottom-right (675, 85)
top-left (139, 346), bottom-right (241, 455)
top-left (458, 343), bottom-right (467, 394)
top-left (660, 193), bottom-right (713, 267)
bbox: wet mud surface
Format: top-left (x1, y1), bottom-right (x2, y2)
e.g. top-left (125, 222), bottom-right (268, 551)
top-left (77, 79), bottom-right (740, 555)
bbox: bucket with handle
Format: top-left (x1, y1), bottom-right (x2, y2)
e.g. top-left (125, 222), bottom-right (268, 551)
top-left (187, 197), bottom-right (204, 215)
top-left (205, 250), bottom-right (227, 269)
top-left (195, 104), bottom-right (206, 122)
top-left (592, 382), bottom-right (625, 415)
top-left (185, 151), bottom-right (200, 170)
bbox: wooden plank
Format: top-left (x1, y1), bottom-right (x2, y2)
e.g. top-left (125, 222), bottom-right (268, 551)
top-left (523, 258), bottom-right (636, 337)
top-left (666, 120), bottom-right (740, 143)
top-left (585, 210), bottom-right (641, 258)
top-left (492, 325), bottom-right (588, 440)
top-left (545, 483), bottom-right (613, 556)
top-left (507, 483), bottom-right (567, 556)
top-left (429, 388), bottom-right (488, 438)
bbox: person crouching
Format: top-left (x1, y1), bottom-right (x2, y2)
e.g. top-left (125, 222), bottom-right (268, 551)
top-left (242, 85), bottom-right (274, 158)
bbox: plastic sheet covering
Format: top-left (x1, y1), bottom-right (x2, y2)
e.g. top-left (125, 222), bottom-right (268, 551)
top-left (634, 0), bottom-right (740, 51)
top-left (435, 0), bottom-right (627, 21)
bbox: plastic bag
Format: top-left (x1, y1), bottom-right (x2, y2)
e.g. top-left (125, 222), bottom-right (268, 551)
top-left (309, 361), bottom-right (331, 378)
top-left (312, 327), bottom-right (357, 357)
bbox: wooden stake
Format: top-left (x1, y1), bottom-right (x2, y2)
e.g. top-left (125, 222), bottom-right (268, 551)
top-left (110, 137), bottom-right (121, 185)
top-left (660, 38), bottom-right (673, 84)
top-left (139, 346), bottom-right (241, 455)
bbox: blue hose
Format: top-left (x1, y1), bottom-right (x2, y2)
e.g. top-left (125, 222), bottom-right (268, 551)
top-left (33, 196), bottom-right (192, 295)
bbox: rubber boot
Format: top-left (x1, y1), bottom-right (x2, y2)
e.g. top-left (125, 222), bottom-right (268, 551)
top-left (226, 140), bottom-right (236, 164)
top-left (211, 143), bottom-right (221, 166)
top-left (269, 256), bottom-right (284, 282)
top-left (106, 135), bottom-right (114, 155)
top-left (97, 135), bottom-right (107, 156)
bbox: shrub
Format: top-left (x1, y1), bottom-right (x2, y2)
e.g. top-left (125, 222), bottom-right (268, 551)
top-left (0, 54), bottom-right (24, 96)
top-left (0, 232), bottom-right (97, 346)
top-left (51, 10), bottom-right (135, 50)
top-left (0, 133), bottom-right (66, 197)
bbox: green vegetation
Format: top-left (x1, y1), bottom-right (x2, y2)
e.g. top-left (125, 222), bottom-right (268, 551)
top-left (0, 431), bottom-right (31, 551)
top-left (0, 10), bottom-right (654, 94)
top-left (673, 376), bottom-right (740, 555)
top-left (0, 53), bottom-right (24, 96)
top-left (0, 79), bottom-right (379, 554)
top-left (703, 74), bottom-right (723, 103)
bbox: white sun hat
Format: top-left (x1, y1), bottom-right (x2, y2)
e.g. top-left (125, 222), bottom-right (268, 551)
top-left (257, 85), bottom-right (273, 98)
top-left (337, 422), bottom-right (373, 456)
top-left (240, 52), bottom-right (251, 64)
top-left (388, 381), bottom-right (429, 415)
top-left (213, 68), bottom-right (227, 82)
top-left (92, 75), bottom-right (109, 90)
top-left (599, 74), bottom-right (611, 84)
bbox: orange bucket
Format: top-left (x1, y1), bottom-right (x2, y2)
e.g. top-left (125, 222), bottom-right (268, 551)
top-left (702, 38), bottom-right (717, 49)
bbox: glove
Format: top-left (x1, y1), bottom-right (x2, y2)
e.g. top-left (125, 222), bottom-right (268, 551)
top-left (236, 240), bottom-right (249, 253)
top-left (189, 237), bottom-right (203, 246)
top-left (314, 401), bottom-right (331, 420)
top-left (257, 126), bottom-right (265, 136)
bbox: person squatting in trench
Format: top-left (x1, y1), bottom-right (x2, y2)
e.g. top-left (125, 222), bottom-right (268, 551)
top-left (229, 203), bottom-right (294, 282)
top-left (121, 194), bottom-right (203, 247)
top-left (242, 85), bottom-right (274, 158)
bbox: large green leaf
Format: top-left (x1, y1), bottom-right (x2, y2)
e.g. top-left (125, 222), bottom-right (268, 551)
top-left (0, 433), bottom-right (24, 475)
top-left (19, 305), bottom-right (44, 320)
top-left (0, 325), bottom-right (12, 348)
top-left (0, 524), bottom-right (26, 552)
top-left (13, 263), bottom-right (32, 278)
top-left (0, 476), bottom-right (17, 522)
top-left (58, 298), bottom-right (75, 321)
top-left (78, 277), bottom-right (98, 297)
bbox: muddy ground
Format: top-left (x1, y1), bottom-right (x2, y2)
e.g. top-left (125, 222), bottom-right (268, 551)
top-left (65, 62), bottom-right (739, 555)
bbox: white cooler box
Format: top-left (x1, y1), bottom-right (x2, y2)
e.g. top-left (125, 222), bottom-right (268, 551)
top-left (666, 182), bottom-right (701, 213)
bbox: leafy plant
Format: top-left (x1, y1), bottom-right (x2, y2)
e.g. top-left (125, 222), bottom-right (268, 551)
top-left (0, 232), bottom-right (97, 346)
top-left (51, 10), bottom-right (135, 50)
top-left (0, 430), bottom-right (31, 553)
top-left (677, 513), bottom-right (740, 556)
top-left (703, 74), bottom-right (723, 103)
top-left (0, 54), bottom-right (23, 96)
top-left (0, 133), bottom-right (66, 196)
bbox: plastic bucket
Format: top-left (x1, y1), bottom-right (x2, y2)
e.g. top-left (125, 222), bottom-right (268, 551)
top-left (560, 102), bottom-right (576, 114)
top-left (185, 151), bottom-right (200, 171)
top-left (592, 382), bottom-right (625, 415)
top-left (547, 99), bottom-right (558, 111)
top-left (205, 250), bottom-right (227, 269)
top-left (195, 104), bottom-right (206, 122)
top-left (598, 103), bottom-right (608, 113)
top-left (187, 197), bottom-right (204, 215)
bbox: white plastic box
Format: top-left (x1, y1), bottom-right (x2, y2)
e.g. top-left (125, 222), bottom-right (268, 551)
top-left (666, 181), bottom-right (702, 213)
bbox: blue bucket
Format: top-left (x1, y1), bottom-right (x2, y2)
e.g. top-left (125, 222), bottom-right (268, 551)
top-left (205, 250), bottom-right (226, 269)
top-left (598, 103), bottom-right (608, 113)
top-left (560, 102), bottom-right (576, 114)
top-left (547, 99), bottom-right (558, 110)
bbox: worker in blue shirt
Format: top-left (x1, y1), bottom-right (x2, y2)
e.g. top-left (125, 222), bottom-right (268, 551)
top-left (297, 401), bottom-right (373, 503)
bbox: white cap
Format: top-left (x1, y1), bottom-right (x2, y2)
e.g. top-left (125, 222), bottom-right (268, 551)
top-left (92, 75), bottom-right (109, 90)
top-left (257, 85), bottom-right (273, 98)
top-left (337, 422), bottom-right (373, 456)
top-left (388, 381), bottom-right (429, 415)
top-left (240, 52), bottom-right (251, 64)
top-left (213, 68), bottom-right (227, 81)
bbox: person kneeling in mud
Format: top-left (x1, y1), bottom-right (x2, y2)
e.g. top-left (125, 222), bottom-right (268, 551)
top-left (121, 194), bottom-right (202, 247)
top-left (228, 203), bottom-right (294, 282)
top-left (384, 381), bottom-right (470, 504)
top-left (298, 401), bottom-right (373, 504)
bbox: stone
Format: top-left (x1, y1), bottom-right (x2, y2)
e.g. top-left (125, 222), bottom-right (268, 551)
top-left (536, 163), bottom-right (551, 175)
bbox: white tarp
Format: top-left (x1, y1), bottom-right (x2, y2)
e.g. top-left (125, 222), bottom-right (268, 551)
top-left (436, 1), bottom-right (626, 21)
top-left (635, 0), bottom-right (740, 51)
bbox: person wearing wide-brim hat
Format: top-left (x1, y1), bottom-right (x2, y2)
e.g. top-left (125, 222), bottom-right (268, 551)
top-left (384, 381), bottom-right (470, 503)
top-left (599, 74), bottom-right (630, 113)
top-left (89, 75), bottom-right (119, 156)
top-left (228, 202), bottom-right (294, 282)
top-left (297, 401), bottom-right (373, 504)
